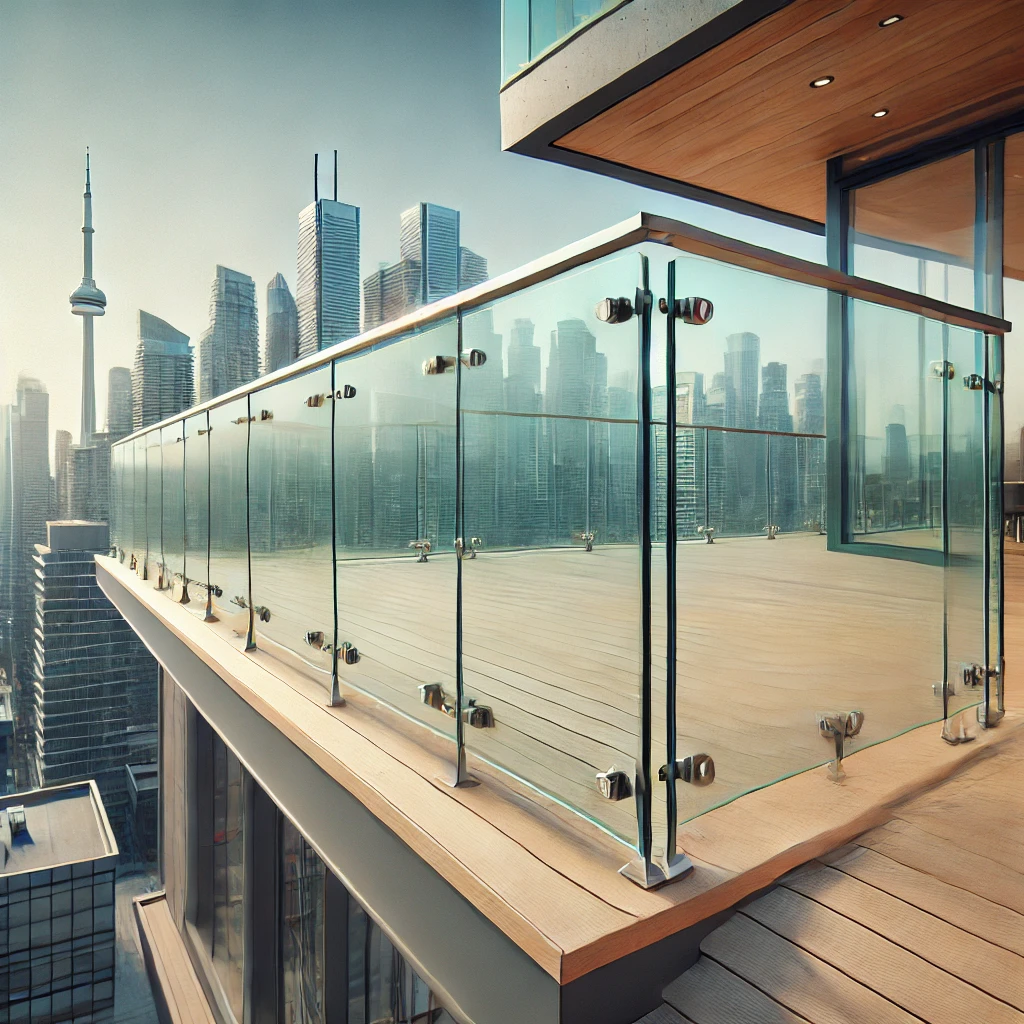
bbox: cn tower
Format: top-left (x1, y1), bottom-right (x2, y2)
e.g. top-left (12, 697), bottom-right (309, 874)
top-left (69, 149), bottom-right (106, 445)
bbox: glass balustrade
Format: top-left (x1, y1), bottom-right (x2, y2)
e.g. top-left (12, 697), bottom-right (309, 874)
top-left (107, 215), bottom-right (1008, 883)
top-left (502, 0), bottom-right (624, 82)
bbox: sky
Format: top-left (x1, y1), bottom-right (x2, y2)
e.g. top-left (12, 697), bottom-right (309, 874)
top-left (0, 0), bottom-right (825, 459)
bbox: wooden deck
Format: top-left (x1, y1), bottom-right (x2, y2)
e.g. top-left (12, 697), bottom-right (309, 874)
top-left (236, 531), bottom-right (983, 837)
top-left (640, 733), bottom-right (1024, 1024)
top-left (98, 546), bottom-right (1024, 990)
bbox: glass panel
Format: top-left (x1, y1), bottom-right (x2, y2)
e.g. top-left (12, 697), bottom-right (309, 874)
top-left (945, 327), bottom-right (986, 716)
top-left (333, 319), bottom-right (458, 739)
top-left (208, 399), bottom-right (251, 633)
top-left (184, 412), bottom-right (210, 614)
top-left (249, 367), bottom-right (334, 686)
top-left (459, 252), bottom-right (641, 844)
top-left (850, 149), bottom-right (977, 308)
top-left (670, 255), bottom-right (950, 822)
top-left (847, 301), bottom-right (943, 548)
top-left (162, 422), bottom-right (186, 587)
top-left (133, 436), bottom-right (148, 569)
top-left (110, 443), bottom-right (124, 557)
top-left (280, 818), bottom-right (325, 1024)
top-left (147, 435), bottom-right (163, 583)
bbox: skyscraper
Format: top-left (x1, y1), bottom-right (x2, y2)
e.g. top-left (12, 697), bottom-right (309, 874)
top-left (54, 429), bottom-right (73, 518)
top-left (724, 332), bottom-right (760, 429)
top-left (198, 266), bottom-right (259, 402)
top-left (265, 272), bottom-right (299, 372)
top-left (131, 310), bottom-right (194, 431)
top-left (794, 372), bottom-right (825, 435)
top-left (758, 361), bottom-right (793, 432)
top-left (296, 155), bottom-right (360, 357)
top-left (31, 521), bottom-right (158, 861)
top-left (68, 151), bottom-right (106, 446)
top-left (362, 203), bottom-right (487, 331)
top-left (106, 366), bottom-right (133, 440)
top-left (400, 202), bottom-right (459, 303)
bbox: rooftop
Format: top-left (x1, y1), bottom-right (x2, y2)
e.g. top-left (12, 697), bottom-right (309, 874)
top-left (0, 780), bottom-right (118, 876)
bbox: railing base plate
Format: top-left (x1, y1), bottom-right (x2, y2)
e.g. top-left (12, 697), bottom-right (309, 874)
top-left (620, 852), bottom-right (694, 889)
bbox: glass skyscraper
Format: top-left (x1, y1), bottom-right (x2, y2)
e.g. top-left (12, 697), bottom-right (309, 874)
top-left (362, 202), bottom-right (488, 330)
top-left (296, 199), bottom-right (360, 357)
top-left (105, 366), bottom-right (133, 440)
top-left (198, 266), bottom-right (259, 402)
top-left (265, 272), bottom-right (299, 372)
top-left (132, 310), bottom-right (194, 431)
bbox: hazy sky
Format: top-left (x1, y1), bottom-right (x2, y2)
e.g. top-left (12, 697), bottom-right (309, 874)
top-left (0, 0), bottom-right (823, 456)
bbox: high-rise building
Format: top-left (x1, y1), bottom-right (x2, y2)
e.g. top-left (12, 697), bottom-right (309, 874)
top-left (758, 361), bottom-right (793, 433)
top-left (794, 372), bottom-right (824, 435)
top-left (31, 521), bottom-right (157, 863)
top-left (68, 151), bottom-right (106, 446)
top-left (1, 377), bottom-right (51, 704)
top-left (66, 439), bottom-right (111, 523)
top-left (264, 272), bottom-right (299, 372)
top-left (106, 366), bottom-right (133, 440)
top-left (132, 310), bottom-right (194, 431)
top-left (459, 245), bottom-right (489, 288)
top-left (400, 202), bottom-right (460, 303)
top-left (363, 203), bottom-right (487, 331)
top-left (198, 266), bottom-right (259, 402)
top-left (297, 196), bottom-right (360, 357)
top-left (724, 332), bottom-right (760, 429)
top-left (54, 429), bottom-right (73, 518)
top-left (0, 781), bottom-right (119, 1022)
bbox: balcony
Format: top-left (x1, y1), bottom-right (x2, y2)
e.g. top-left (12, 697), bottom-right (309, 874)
top-left (97, 212), bottom-right (1018, 1019)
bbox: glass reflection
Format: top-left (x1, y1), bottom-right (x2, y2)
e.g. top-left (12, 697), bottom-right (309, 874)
top-left (280, 818), bottom-right (325, 1024)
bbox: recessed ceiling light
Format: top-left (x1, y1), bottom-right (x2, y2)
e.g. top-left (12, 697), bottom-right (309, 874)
top-left (810, 76), bottom-right (834, 88)
top-left (879, 14), bottom-right (903, 26)
top-left (872, 108), bottom-right (890, 118)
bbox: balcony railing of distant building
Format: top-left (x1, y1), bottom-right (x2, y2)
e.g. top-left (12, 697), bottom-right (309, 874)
top-left (107, 212), bottom-right (1009, 888)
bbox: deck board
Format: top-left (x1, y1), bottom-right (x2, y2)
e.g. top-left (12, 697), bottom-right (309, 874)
top-left (643, 734), bottom-right (1024, 1024)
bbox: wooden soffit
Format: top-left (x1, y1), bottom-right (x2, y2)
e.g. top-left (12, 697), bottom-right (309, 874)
top-left (556, 0), bottom-right (1024, 226)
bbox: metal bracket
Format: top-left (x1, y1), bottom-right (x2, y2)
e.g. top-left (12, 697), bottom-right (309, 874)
top-left (941, 711), bottom-right (976, 746)
top-left (961, 663), bottom-right (994, 689)
top-left (659, 753), bottom-right (715, 787)
top-left (595, 769), bottom-right (632, 801)
top-left (339, 641), bottom-right (359, 665)
top-left (963, 373), bottom-right (992, 392)
top-left (305, 394), bottom-right (328, 407)
top-left (658, 295), bottom-right (714, 325)
top-left (423, 355), bottom-right (457, 376)
top-left (258, 409), bottom-right (273, 421)
top-left (456, 537), bottom-right (482, 560)
top-left (594, 296), bottom-right (635, 324)
top-left (764, 524), bottom-right (781, 540)
top-left (335, 385), bottom-right (357, 399)
top-left (573, 531), bottom-right (595, 552)
top-left (254, 605), bottom-right (271, 623)
top-left (697, 525), bottom-right (715, 544)
top-left (930, 360), bottom-right (955, 380)
top-left (233, 415), bottom-right (255, 424)
top-left (418, 684), bottom-right (493, 728)
top-left (409, 539), bottom-right (431, 562)
top-left (817, 710), bottom-right (864, 782)
top-left (232, 595), bottom-right (248, 609)
top-left (461, 349), bottom-right (487, 369)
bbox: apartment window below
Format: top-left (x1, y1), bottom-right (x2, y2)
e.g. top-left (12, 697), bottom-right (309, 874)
top-left (280, 816), bottom-right (325, 1024)
top-left (194, 717), bottom-right (247, 1023)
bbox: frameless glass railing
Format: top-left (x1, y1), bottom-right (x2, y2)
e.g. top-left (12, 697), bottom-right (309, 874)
top-left (108, 212), bottom-right (1009, 887)
top-left (502, 0), bottom-right (626, 83)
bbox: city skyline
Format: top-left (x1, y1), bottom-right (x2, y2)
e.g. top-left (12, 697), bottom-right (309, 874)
top-left (0, 0), bottom-right (821, 462)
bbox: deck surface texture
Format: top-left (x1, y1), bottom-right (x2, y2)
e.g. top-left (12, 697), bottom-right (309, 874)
top-left (641, 713), bottom-right (1024, 1023)
top-left (238, 531), bottom-right (985, 835)
top-left (98, 542), bottom-right (1024, 987)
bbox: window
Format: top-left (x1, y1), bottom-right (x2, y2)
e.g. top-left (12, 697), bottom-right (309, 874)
top-left (280, 817), bottom-right (325, 1024)
top-left (194, 719), bottom-right (247, 1023)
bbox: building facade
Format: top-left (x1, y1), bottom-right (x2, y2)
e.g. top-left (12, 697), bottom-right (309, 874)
top-left (105, 367), bottom-right (133, 441)
top-left (31, 522), bottom-right (157, 865)
top-left (198, 266), bottom-right (259, 403)
top-left (0, 781), bottom-right (118, 1023)
top-left (296, 199), bottom-right (360, 357)
top-left (264, 272), bottom-right (299, 373)
top-left (132, 310), bottom-right (194, 432)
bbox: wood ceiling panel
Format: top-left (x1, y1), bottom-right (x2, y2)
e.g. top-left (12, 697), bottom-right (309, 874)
top-left (557, 0), bottom-right (1024, 225)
